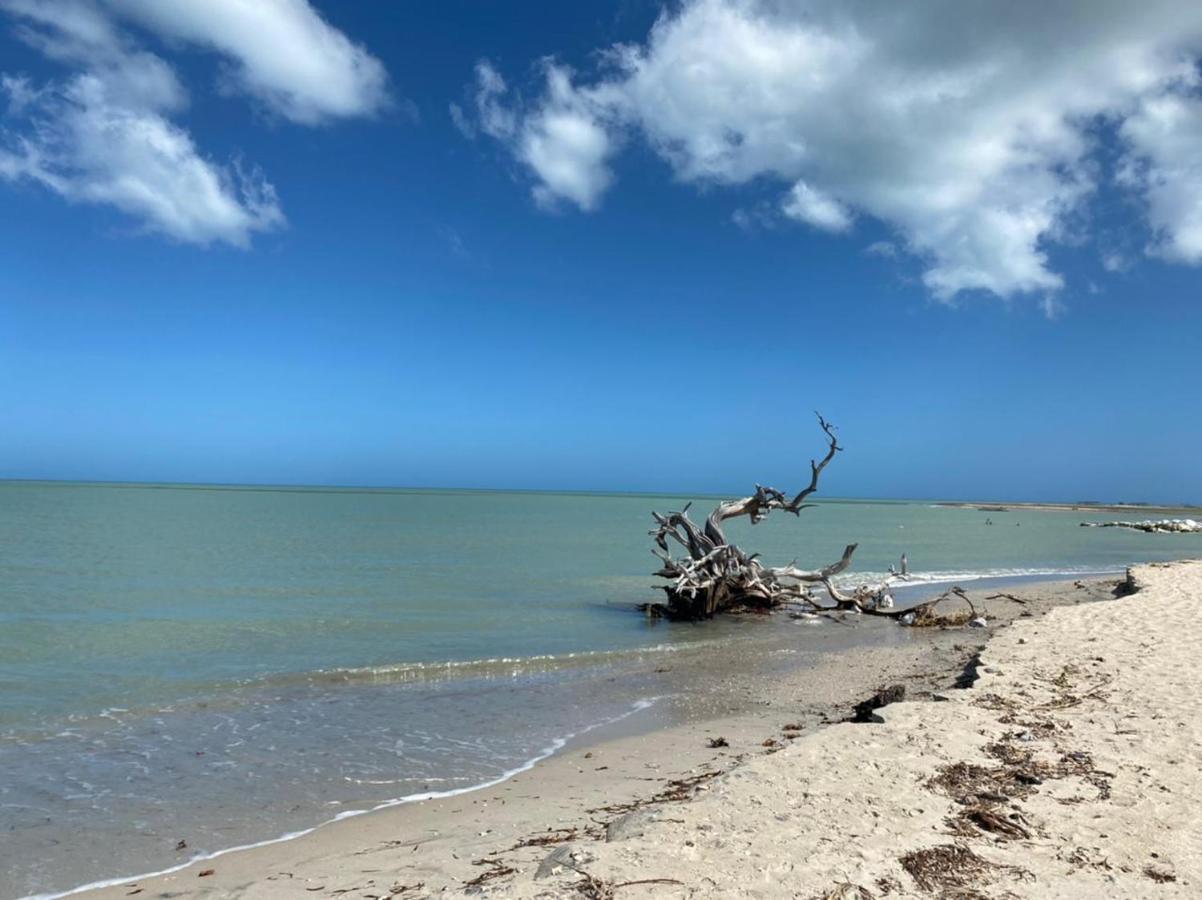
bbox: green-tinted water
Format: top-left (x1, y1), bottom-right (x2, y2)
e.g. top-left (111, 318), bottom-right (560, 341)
top-left (0, 482), bottom-right (1193, 897)
top-left (1, 482), bottom-right (1185, 729)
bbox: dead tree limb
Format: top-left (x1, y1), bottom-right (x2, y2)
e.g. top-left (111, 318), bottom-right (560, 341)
top-left (644, 414), bottom-right (900, 620)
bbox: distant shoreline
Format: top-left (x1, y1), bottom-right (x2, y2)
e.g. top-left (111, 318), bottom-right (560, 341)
top-left (935, 500), bottom-right (1202, 515)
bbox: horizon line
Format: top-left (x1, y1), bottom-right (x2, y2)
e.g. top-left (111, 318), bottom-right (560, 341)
top-left (0, 477), bottom-right (1197, 509)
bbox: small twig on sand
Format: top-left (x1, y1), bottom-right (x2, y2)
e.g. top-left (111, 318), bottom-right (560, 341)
top-left (985, 592), bottom-right (1026, 604)
top-left (462, 858), bottom-right (516, 888)
top-left (508, 828), bottom-right (582, 850)
top-left (589, 770), bottom-right (722, 816)
top-left (616, 878), bottom-right (686, 888)
top-left (564, 860), bottom-right (683, 899)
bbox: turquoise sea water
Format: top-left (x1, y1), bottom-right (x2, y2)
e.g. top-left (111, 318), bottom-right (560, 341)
top-left (0, 482), bottom-right (1194, 897)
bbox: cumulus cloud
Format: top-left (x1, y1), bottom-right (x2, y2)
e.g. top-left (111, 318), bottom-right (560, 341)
top-left (0, 68), bottom-right (284, 247)
top-left (519, 65), bottom-right (614, 211)
top-left (466, 0), bottom-right (1202, 301)
top-left (1121, 92), bottom-right (1202, 263)
top-left (472, 61), bottom-right (516, 141)
top-left (0, 0), bottom-right (386, 245)
top-left (109, 0), bottom-right (388, 124)
top-left (781, 181), bottom-right (852, 232)
top-left (467, 60), bottom-right (614, 211)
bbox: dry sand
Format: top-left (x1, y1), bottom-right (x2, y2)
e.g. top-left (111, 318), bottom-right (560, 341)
top-left (77, 564), bottom-right (1201, 899)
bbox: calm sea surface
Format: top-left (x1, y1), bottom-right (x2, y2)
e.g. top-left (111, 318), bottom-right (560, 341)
top-left (0, 482), bottom-right (1193, 897)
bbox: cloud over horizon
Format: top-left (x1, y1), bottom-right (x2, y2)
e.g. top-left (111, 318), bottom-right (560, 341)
top-left (465, 0), bottom-right (1202, 303)
top-left (0, 0), bottom-right (387, 246)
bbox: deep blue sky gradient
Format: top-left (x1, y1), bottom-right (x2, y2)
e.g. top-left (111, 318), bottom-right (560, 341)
top-left (1, 3), bottom-right (1199, 503)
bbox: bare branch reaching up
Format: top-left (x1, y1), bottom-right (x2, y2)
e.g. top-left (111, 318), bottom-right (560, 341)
top-left (646, 414), bottom-right (859, 620)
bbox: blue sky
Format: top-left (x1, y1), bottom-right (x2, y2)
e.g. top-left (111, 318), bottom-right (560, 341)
top-left (0, 1), bottom-right (1199, 503)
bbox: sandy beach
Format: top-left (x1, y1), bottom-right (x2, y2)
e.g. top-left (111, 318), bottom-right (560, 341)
top-left (494, 559), bottom-right (1202, 899)
top-left (60, 563), bottom-right (1202, 899)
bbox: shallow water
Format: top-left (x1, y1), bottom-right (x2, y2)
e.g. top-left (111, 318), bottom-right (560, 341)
top-left (0, 482), bottom-right (1192, 897)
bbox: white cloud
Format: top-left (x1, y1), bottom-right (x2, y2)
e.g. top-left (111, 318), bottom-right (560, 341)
top-left (1, 74), bottom-right (41, 112)
top-left (2, 0), bottom-right (185, 110)
top-left (108, 0), bottom-right (388, 124)
top-left (468, 0), bottom-right (1202, 300)
top-left (472, 61), bottom-right (516, 141)
top-left (0, 0), bottom-right (284, 245)
top-left (781, 180), bottom-right (852, 232)
top-left (469, 60), bottom-right (614, 211)
top-left (730, 206), bottom-right (769, 232)
top-left (1121, 91), bottom-right (1202, 263)
top-left (4, 0), bottom-right (118, 58)
top-left (520, 65), bottom-right (613, 211)
top-left (0, 69), bottom-right (283, 247)
top-left (0, 0), bottom-right (385, 245)
top-left (1039, 294), bottom-right (1068, 320)
top-left (448, 101), bottom-right (474, 139)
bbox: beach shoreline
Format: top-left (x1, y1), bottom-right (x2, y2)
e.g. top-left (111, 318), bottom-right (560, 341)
top-left (502, 559), bottom-right (1202, 898)
top-left (48, 573), bottom-right (1143, 900)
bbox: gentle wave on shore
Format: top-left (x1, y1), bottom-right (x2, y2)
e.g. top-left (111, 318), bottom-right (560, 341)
top-left (0, 482), bottom-right (1184, 897)
top-left (15, 697), bottom-right (660, 900)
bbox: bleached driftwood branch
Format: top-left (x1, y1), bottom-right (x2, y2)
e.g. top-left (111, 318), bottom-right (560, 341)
top-left (646, 414), bottom-right (921, 620)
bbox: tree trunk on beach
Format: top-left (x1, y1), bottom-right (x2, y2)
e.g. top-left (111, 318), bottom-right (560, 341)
top-left (645, 414), bottom-right (979, 625)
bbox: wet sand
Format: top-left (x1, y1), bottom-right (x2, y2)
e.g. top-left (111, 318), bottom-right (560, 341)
top-left (65, 574), bottom-right (1139, 899)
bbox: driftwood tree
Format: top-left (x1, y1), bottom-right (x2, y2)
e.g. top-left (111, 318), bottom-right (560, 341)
top-left (647, 414), bottom-right (971, 623)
